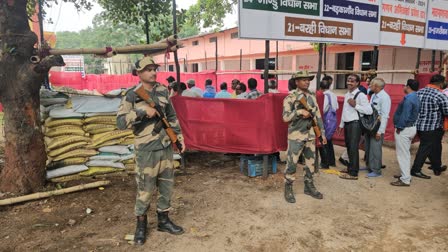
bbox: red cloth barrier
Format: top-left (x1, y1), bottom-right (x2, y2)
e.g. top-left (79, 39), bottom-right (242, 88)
top-left (47, 71), bottom-right (406, 151)
top-left (415, 73), bottom-right (438, 90)
top-left (171, 94), bottom-right (288, 154)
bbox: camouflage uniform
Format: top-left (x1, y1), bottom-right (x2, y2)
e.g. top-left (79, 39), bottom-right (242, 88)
top-left (282, 89), bottom-right (325, 183)
top-left (117, 82), bottom-right (183, 216)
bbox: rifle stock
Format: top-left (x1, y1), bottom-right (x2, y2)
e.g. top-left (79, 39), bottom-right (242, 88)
top-left (134, 84), bottom-right (183, 151)
top-left (298, 96), bottom-right (324, 143)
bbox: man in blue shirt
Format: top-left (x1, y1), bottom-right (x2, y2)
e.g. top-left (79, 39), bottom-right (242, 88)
top-left (365, 78), bottom-right (391, 178)
top-left (411, 74), bottom-right (448, 178)
top-left (215, 82), bottom-right (232, 98)
top-left (202, 78), bottom-right (216, 98)
top-left (391, 79), bottom-right (420, 186)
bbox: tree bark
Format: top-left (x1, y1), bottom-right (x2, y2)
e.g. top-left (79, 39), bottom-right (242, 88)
top-left (0, 0), bottom-right (63, 193)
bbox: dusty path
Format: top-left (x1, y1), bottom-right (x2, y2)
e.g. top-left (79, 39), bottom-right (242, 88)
top-left (0, 144), bottom-right (447, 252)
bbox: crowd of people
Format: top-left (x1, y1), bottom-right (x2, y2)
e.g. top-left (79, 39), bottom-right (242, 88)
top-left (315, 74), bottom-right (448, 187)
top-left (165, 76), bottom-right (279, 100)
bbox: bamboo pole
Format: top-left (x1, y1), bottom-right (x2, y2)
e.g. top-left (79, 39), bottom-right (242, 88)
top-left (0, 181), bottom-right (110, 206)
top-left (48, 40), bottom-right (180, 56)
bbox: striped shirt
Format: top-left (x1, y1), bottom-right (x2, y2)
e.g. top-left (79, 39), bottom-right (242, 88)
top-left (416, 86), bottom-right (448, 131)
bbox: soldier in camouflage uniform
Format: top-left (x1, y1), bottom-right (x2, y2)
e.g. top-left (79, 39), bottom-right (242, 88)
top-left (117, 56), bottom-right (185, 245)
top-left (283, 70), bottom-right (327, 203)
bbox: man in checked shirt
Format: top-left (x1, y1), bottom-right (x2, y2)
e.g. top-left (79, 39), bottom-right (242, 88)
top-left (410, 74), bottom-right (448, 178)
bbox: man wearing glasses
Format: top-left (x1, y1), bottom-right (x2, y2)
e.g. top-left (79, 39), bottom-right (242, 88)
top-left (117, 56), bottom-right (185, 245)
top-left (336, 74), bottom-right (373, 180)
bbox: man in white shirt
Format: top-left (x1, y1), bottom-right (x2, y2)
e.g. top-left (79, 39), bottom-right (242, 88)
top-left (186, 79), bottom-right (203, 97)
top-left (336, 74), bottom-right (373, 180)
top-left (365, 78), bottom-right (391, 178)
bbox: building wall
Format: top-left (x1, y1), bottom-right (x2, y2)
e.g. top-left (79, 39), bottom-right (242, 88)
top-left (154, 27), bottom-right (445, 87)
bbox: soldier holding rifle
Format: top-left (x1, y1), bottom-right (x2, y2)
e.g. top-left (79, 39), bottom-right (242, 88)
top-left (282, 70), bottom-right (327, 203)
top-left (117, 56), bottom-right (185, 245)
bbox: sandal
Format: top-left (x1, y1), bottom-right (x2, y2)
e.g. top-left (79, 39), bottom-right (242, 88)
top-left (339, 169), bottom-right (349, 173)
top-left (339, 173), bottom-right (358, 180)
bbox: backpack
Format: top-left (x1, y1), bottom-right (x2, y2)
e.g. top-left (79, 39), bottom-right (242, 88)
top-left (353, 91), bottom-right (381, 135)
top-left (323, 93), bottom-right (337, 140)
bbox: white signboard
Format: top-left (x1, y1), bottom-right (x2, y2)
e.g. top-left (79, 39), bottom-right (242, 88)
top-left (425, 0), bottom-right (448, 50)
top-left (379, 0), bottom-right (427, 48)
top-left (239, 0), bottom-right (381, 45)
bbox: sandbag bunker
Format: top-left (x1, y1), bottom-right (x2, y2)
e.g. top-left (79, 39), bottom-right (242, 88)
top-left (41, 87), bottom-right (136, 182)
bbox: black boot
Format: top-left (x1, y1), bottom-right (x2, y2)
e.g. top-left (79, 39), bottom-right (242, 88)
top-left (134, 215), bottom-right (147, 246)
top-left (157, 211), bottom-right (184, 235)
top-left (284, 182), bottom-right (296, 203)
top-left (304, 181), bottom-right (323, 199)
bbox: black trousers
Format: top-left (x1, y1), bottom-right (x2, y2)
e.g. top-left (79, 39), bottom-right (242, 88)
top-left (344, 121), bottom-right (362, 176)
top-left (319, 139), bottom-right (336, 167)
top-left (411, 129), bottom-right (444, 173)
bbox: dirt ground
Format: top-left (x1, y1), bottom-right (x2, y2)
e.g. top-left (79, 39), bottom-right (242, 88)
top-left (0, 143), bottom-right (447, 252)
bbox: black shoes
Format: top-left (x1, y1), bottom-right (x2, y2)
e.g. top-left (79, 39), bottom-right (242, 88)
top-left (134, 215), bottom-right (147, 246)
top-left (284, 182), bottom-right (296, 203)
top-left (390, 179), bottom-right (410, 187)
top-left (157, 211), bottom-right (184, 235)
top-left (411, 171), bottom-right (431, 179)
top-left (339, 157), bottom-right (349, 167)
top-left (304, 181), bottom-right (323, 199)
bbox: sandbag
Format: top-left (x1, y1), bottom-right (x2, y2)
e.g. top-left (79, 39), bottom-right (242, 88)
top-left (84, 112), bottom-right (117, 118)
top-left (88, 138), bottom-right (123, 149)
top-left (45, 118), bottom-right (84, 128)
top-left (119, 153), bottom-right (135, 161)
top-left (83, 124), bottom-right (116, 134)
top-left (48, 142), bottom-right (89, 157)
top-left (49, 107), bottom-right (84, 118)
top-left (122, 158), bottom-right (135, 164)
top-left (45, 126), bottom-right (86, 138)
top-left (89, 154), bottom-right (122, 162)
top-left (47, 157), bottom-right (88, 170)
top-left (120, 137), bottom-right (135, 145)
top-left (99, 145), bottom-right (131, 155)
top-left (79, 167), bottom-right (125, 176)
top-left (84, 116), bottom-right (117, 125)
top-left (86, 160), bottom-right (125, 169)
top-left (53, 149), bottom-right (98, 161)
top-left (91, 129), bottom-right (133, 146)
top-left (47, 135), bottom-right (91, 150)
top-left (70, 96), bottom-right (121, 113)
top-left (46, 165), bottom-right (88, 179)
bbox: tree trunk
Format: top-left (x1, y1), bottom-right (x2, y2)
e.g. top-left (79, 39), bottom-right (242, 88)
top-left (0, 0), bottom-right (64, 193)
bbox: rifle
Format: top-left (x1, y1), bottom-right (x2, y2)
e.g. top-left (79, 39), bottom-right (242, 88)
top-left (134, 84), bottom-right (183, 151)
top-left (298, 96), bottom-right (325, 145)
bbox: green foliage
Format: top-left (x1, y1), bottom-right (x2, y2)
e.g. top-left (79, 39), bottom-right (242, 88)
top-left (186, 0), bottom-right (237, 29)
top-left (96, 0), bottom-right (170, 27)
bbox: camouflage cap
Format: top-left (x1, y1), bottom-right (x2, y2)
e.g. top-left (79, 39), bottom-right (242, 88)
top-left (291, 70), bottom-right (314, 81)
top-left (135, 56), bottom-right (160, 71)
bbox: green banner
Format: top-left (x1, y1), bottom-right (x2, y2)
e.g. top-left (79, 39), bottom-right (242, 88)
top-left (242, 0), bottom-right (320, 16)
